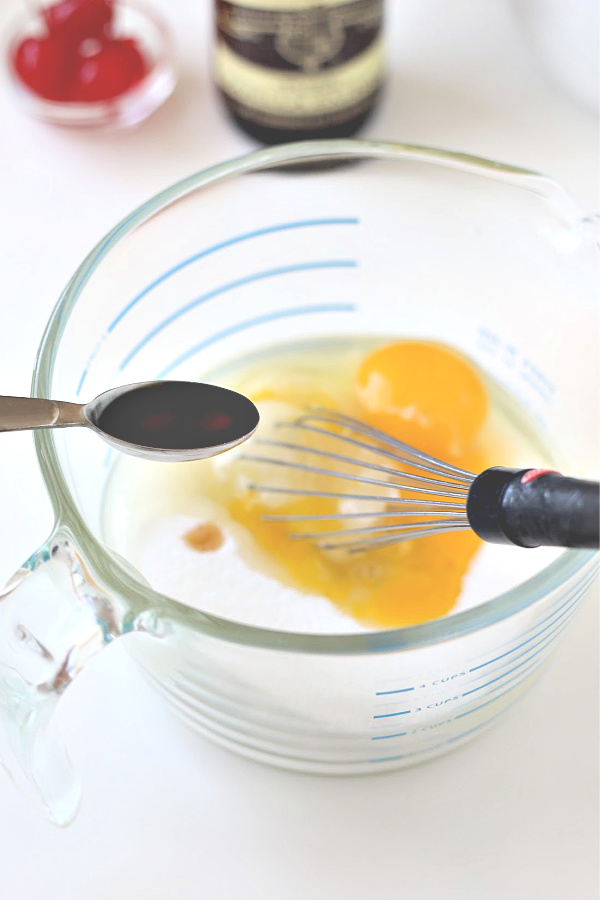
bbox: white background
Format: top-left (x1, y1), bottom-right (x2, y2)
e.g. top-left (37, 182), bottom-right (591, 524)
top-left (0, 1), bottom-right (598, 897)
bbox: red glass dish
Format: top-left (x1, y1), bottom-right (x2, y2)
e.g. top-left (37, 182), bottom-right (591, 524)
top-left (6, 1), bottom-right (176, 127)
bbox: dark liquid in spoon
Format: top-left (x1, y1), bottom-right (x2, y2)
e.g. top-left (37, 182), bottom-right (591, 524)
top-left (97, 382), bottom-right (259, 450)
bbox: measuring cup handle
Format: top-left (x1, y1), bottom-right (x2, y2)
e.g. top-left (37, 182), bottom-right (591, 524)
top-left (0, 532), bottom-right (154, 825)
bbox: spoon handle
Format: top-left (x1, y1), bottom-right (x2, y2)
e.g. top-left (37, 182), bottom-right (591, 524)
top-left (0, 396), bottom-right (85, 432)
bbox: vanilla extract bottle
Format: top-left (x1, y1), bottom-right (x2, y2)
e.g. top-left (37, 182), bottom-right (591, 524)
top-left (214, 0), bottom-right (385, 143)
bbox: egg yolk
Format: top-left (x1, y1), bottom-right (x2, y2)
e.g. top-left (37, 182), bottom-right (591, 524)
top-left (355, 341), bottom-right (489, 463)
top-left (210, 340), bottom-right (493, 629)
top-left (228, 495), bottom-right (482, 627)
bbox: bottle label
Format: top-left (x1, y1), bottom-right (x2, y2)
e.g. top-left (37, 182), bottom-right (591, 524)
top-left (215, 0), bottom-right (384, 129)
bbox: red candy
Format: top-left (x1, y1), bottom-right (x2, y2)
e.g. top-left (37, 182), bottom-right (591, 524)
top-left (44, 0), bottom-right (113, 42)
top-left (14, 35), bottom-right (73, 100)
top-left (12, 0), bottom-right (148, 104)
top-left (72, 39), bottom-right (146, 100)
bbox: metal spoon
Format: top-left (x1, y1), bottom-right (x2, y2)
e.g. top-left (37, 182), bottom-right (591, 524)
top-left (0, 381), bottom-right (260, 462)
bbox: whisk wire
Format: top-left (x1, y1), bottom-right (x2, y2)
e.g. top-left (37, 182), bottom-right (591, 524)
top-left (243, 452), bottom-right (470, 499)
top-left (290, 518), bottom-right (469, 541)
top-left (263, 509), bottom-right (467, 522)
top-left (251, 438), bottom-right (471, 492)
top-left (288, 411), bottom-right (475, 480)
top-left (321, 525), bottom-right (472, 553)
top-left (247, 485), bottom-right (466, 508)
top-left (235, 407), bottom-right (598, 553)
top-left (243, 408), bottom-right (478, 553)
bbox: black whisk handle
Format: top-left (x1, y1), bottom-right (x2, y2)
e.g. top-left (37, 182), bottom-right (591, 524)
top-left (466, 467), bottom-right (600, 549)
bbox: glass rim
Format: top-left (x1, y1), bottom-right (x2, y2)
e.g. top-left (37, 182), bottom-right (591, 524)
top-left (30, 138), bottom-right (598, 655)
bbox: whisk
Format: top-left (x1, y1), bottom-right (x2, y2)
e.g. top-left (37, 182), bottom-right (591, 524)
top-left (241, 410), bottom-right (599, 552)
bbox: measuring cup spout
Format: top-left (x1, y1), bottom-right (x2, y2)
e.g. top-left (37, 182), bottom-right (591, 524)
top-left (0, 531), bottom-right (161, 825)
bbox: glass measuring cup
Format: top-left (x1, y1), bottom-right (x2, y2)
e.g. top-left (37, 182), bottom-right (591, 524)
top-left (0, 140), bottom-right (597, 826)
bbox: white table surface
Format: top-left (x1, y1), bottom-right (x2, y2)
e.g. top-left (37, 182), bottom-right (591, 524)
top-left (0, 1), bottom-right (598, 897)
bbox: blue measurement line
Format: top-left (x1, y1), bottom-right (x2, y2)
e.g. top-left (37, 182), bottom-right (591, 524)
top-left (467, 577), bottom-right (591, 681)
top-left (462, 622), bottom-right (567, 699)
top-left (466, 594), bottom-right (583, 685)
top-left (77, 355), bottom-right (99, 397)
top-left (376, 588), bottom-right (586, 736)
top-left (467, 569), bottom-right (595, 682)
top-left (476, 564), bottom-right (596, 660)
top-left (455, 634), bottom-right (566, 721)
top-left (366, 566), bottom-right (595, 755)
top-left (373, 710), bottom-right (411, 719)
top-left (367, 578), bottom-right (594, 763)
top-left (468, 565), bottom-right (596, 673)
top-left (365, 568), bottom-right (594, 751)
top-left (445, 716), bottom-right (500, 745)
top-left (368, 712), bottom-right (505, 764)
top-left (368, 740), bottom-right (448, 766)
top-left (368, 744), bottom-right (431, 765)
top-left (487, 603), bottom-right (580, 673)
top-left (458, 600), bottom-right (584, 714)
top-left (367, 571), bottom-right (596, 764)
top-left (371, 732), bottom-right (408, 740)
top-left (75, 216), bottom-right (359, 396)
top-left (468, 566), bottom-right (589, 662)
top-left (368, 753), bottom-right (411, 764)
top-left (118, 260), bottom-right (357, 372)
top-left (156, 302), bottom-right (356, 380)
top-left (515, 563), bottom-right (596, 634)
top-left (375, 687), bottom-right (415, 696)
top-left (108, 218), bottom-right (359, 333)
top-left (455, 665), bottom-right (539, 721)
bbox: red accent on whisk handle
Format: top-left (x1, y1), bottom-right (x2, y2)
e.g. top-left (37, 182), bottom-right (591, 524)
top-left (466, 467), bottom-right (600, 549)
